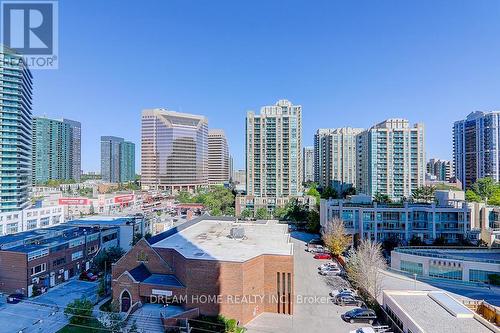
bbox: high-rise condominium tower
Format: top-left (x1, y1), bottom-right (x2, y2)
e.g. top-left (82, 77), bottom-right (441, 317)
top-left (246, 99), bottom-right (302, 197)
top-left (101, 136), bottom-right (123, 183)
top-left (453, 111), bottom-right (500, 188)
top-left (208, 129), bottom-right (230, 185)
top-left (314, 127), bottom-right (363, 190)
top-left (32, 117), bottom-right (81, 184)
top-left (426, 158), bottom-right (453, 182)
top-left (101, 136), bottom-right (135, 183)
top-left (141, 109), bottom-right (208, 192)
top-left (357, 119), bottom-right (425, 199)
top-left (0, 48), bottom-right (33, 212)
top-left (303, 146), bottom-right (314, 183)
top-left (63, 119), bottom-right (82, 181)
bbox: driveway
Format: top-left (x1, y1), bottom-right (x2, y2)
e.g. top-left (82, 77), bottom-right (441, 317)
top-left (0, 279), bottom-right (98, 333)
top-left (245, 232), bottom-right (367, 333)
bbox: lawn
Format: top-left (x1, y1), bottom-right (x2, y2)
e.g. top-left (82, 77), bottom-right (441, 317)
top-left (56, 318), bottom-right (109, 333)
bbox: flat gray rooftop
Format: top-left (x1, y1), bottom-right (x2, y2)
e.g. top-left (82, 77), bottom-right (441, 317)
top-left (152, 219), bottom-right (293, 262)
top-left (387, 291), bottom-right (494, 333)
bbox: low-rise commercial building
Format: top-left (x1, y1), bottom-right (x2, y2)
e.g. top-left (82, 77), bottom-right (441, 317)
top-left (0, 205), bottom-right (65, 236)
top-left (391, 247), bottom-right (500, 283)
top-left (68, 215), bottom-right (148, 251)
top-left (0, 225), bottom-right (119, 296)
top-left (112, 217), bottom-right (293, 324)
top-left (382, 290), bottom-right (497, 333)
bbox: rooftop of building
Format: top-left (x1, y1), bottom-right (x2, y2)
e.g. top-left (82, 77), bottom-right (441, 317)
top-left (394, 247), bottom-right (500, 264)
top-left (0, 225), bottom-right (103, 252)
top-left (151, 216), bottom-right (293, 262)
top-left (68, 215), bottom-right (140, 227)
top-left (383, 290), bottom-right (495, 333)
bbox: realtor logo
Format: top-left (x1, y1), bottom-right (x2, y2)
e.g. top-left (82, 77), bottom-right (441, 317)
top-left (1, 1), bottom-right (58, 69)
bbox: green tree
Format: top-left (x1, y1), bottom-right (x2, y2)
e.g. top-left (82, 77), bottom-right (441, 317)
top-left (432, 236), bottom-right (446, 246)
top-left (64, 298), bottom-right (94, 325)
top-left (273, 207), bottom-right (289, 220)
top-left (409, 235), bottom-right (425, 246)
top-left (465, 189), bottom-right (482, 202)
top-left (306, 186), bottom-right (321, 203)
top-left (373, 192), bottom-right (391, 204)
top-left (412, 186), bottom-right (436, 203)
top-left (240, 208), bottom-right (253, 219)
top-left (176, 191), bottom-right (193, 203)
top-left (223, 207), bottom-right (235, 216)
top-left (321, 186), bottom-right (337, 199)
top-left (472, 177), bottom-right (497, 201)
top-left (306, 210), bottom-right (320, 233)
top-left (255, 207), bottom-right (269, 220)
top-left (488, 188), bottom-right (500, 206)
top-left (286, 199), bottom-right (308, 222)
top-left (93, 246), bottom-right (125, 272)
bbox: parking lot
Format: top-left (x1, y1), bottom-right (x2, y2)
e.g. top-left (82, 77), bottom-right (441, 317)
top-left (246, 232), bottom-right (369, 333)
top-left (0, 279), bottom-right (98, 333)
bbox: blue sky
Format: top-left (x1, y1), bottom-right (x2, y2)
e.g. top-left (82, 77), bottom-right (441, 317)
top-left (34, 0), bottom-right (500, 172)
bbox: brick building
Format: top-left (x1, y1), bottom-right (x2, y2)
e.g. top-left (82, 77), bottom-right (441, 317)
top-left (0, 225), bottom-right (119, 296)
top-left (112, 217), bottom-right (294, 324)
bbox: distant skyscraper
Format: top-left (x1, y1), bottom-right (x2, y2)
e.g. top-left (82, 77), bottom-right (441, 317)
top-left (314, 127), bottom-right (363, 190)
top-left (246, 99), bottom-right (302, 197)
top-left (453, 111), bottom-right (500, 188)
top-left (0, 47), bottom-right (33, 212)
top-left (120, 141), bottom-right (136, 182)
top-left (63, 119), bottom-right (81, 181)
top-left (101, 136), bottom-right (123, 183)
top-left (426, 158), bottom-right (453, 182)
top-left (141, 109), bottom-right (208, 192)
top-left (357, 119), bottom-right (425, 199)
top-left (208, 129), bottom-right (230, 185)
top-left (32, 117), bottom-right (81, 184)
top-left (303, 146), bottom-right (314, 183)
top-left (101, 136), bottom-right (135, 183)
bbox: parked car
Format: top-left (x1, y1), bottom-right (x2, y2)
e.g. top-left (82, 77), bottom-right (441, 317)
top-left (314, 253), bottom-right (332, 260)
top-left (310, 245), bottom-right (326, 254)
top-left (80, 271), bottom-right (98, 281)
top-left (318, 262), bottom-right (338, 270)
top-left (308, 238), bottom-right (323, 246)
top-left (342, 308), bottom-right (377, 324)
top-left (349, 328), bottom-right (376, 333)
top-left (319, 267), bottom-right (342, 276)
top-left (6, 293), bottom-right (24, 304)
top-left (330, 287), bottom-right (356, 297)
top-left (334, 294), bottom-right (365, 307)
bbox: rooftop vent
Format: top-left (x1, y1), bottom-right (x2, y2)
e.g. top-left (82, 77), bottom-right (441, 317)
top-left (230, 227), bottom-right (245, 239)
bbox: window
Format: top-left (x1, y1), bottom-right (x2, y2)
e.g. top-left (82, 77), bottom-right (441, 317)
top-left (53, 257), bottom-right (66, 267)
top-left (469, 269), bottom-right (498, 283)
top-left (71, 251), bottom-right (83, 261)
top-left (87, 245), bottom-right (98, 255)
top-left (400, 260), bottom-right (423, 275)
top-left (27, 219), bottom-right (38, 230)
top-left (6, 222), bottom-right (18, 234)
top-left (30, 263), bottom-right (46, 276)
top-left (102, 233), bottom-right (117, 243)
top-left (28, 248), bottom-right (49, 261)
top-left (40, 217), bottom-right (50, 227)
top-left (87, 233), bottom-right (99, 242)
top-left (69, 237), bottom-right (85, 248)
top-left (429, 262), bottom-right (463, 280)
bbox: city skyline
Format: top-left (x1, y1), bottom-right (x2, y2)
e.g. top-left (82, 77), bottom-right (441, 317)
top-left (31, 1), bottom-right (500, 172)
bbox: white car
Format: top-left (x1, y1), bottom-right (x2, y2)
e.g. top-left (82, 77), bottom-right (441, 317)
top-left (319, 267), bottom-right (341, 276)
top-left (318, 262), bottom-right (338, 270)
top-left (329, 287), bottom-right (356, 297)
top-left (309, 245), bottom-right (325, 253)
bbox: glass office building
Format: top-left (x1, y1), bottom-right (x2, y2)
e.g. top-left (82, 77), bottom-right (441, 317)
top-left (120, 141), bottom-right (135, 182)
top-left (101, 136), bottom-right (123, 183)
top-left (0, 47), bottom-right (33, 212)
top-left (141, 109), bottom-right (208, 192)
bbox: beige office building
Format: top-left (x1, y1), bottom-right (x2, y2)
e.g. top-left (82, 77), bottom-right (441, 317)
top-left (208, 129), bottom-right (230, 185)
top-left (141, 109), bottom-right (208, 192)
top-left (246, 99), bottom-right (302, 197)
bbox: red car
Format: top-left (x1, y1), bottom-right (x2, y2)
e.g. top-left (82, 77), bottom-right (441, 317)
top-left (314, 253), bottom-right (332, 260)
top-left (80, 271), bottom-right (98, 281)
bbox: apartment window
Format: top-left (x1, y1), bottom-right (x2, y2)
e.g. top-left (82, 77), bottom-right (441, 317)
top-left (27, 219), bottom-right (38, 230)
top-left (71, 251), bottom-right (83, 261)
top-left (30, 263), bottom-right (46, 276)
top-left (87, 245), bottom-right (98, 255)
top-left (53, 257), bottom-right (66, 267)
top-left (40, 217), bottom-right (50, 227)
top-left (6, 222), bottom-right (19, 234)
top-left (102, 233), bottom-right (117, 243)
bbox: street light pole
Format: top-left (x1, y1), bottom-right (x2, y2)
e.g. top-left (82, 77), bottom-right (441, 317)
top-left (413, 273), bottom-right (417, 290)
